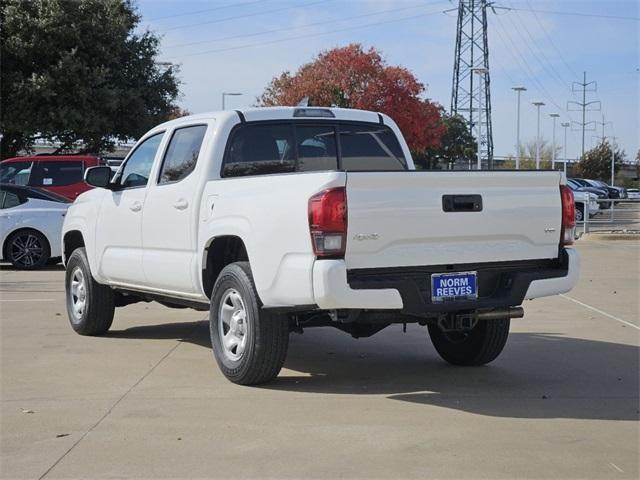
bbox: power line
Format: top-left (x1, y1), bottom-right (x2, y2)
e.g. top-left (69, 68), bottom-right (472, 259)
top-left (501, 7), bottom-right (570, 93)
top-left (491, 13), bottom-right (570, 118)
top-left (146, 0), bottom-right (265, 22)
top-left (520, 0), bottom-right (579, 79)
top-left (164, 7), bottom-right (448, 59)
top-left (162, 0), bottom-right (331, 32)
top-left (503, 6), bottom-right (640, 22)
top-left (162, 2), bottom-right (438, 51)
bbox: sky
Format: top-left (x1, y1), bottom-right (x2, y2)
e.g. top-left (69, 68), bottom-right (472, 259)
top-left (137, 0), bottom-right (640, 161)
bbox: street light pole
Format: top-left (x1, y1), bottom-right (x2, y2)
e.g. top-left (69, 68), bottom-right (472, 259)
top-left (610, 137), bottom-right (617, 186)
top-left (561, 122), bottom-right (570, 175)
top-left (512, 86), bottom-right (527, 169)
top-left (532, 102), bottom-right (545, 169)
top-left (222, 92), bottom-right (242, 110)
top-left (549, 113), bottom-right (560, 170)
top-left (473, 68), bottom-right (488, 170)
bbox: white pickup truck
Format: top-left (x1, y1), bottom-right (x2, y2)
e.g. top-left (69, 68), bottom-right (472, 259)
top-left (62, 107), bottom-right (579, 385)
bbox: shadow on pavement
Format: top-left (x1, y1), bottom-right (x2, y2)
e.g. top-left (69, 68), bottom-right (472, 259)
top-left (108, 321), bottom-right (639, 421)
top-left (107, 320), bottom-right (211, 349)
top-left (0, 263), bottom-right (65, 271)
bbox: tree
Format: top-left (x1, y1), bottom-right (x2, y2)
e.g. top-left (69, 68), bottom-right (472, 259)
top-left (0, 0), bottom-right (180, 159)
top-left (413, 112), bottom-right (476, 169)
top-left (574, 141), bottom-right (625, 180)
top-left (497, 140), bottom-right (560, 170)
top-left (258, 44), bottom-right (445, 151)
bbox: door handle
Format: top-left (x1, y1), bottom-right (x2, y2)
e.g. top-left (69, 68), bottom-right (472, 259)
top-left (129, 201), bottom-right (142, 212)
top-left (173, 198), bottom-right (189, 210)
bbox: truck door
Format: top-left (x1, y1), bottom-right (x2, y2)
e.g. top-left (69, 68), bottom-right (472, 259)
top-left (141, 124), bottom-right (209, 294)
top-left (95, 132), bottom-right (164, 285)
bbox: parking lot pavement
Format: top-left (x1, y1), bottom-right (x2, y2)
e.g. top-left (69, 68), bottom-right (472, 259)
top-left (1, 240), bottom-right (638, 480)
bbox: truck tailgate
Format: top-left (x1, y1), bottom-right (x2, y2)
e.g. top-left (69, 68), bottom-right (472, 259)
top-left (345, 171), bottom-right (563, 270)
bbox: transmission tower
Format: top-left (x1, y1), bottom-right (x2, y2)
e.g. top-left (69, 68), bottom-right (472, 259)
top-left (451, 0), bottom-right (493, 167)
top-left (567, 72), bottom-right (600, 157)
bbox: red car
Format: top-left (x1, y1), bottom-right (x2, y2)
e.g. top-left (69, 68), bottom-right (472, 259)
top-left (0, 155), bottom-right (103, 200)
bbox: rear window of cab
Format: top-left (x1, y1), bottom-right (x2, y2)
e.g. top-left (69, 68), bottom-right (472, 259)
top-left (222, 122), bottom-right (407, 178)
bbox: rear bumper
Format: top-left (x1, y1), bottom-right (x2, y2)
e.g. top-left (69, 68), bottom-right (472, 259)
top-left (311, 248), bottom-right (579, 315)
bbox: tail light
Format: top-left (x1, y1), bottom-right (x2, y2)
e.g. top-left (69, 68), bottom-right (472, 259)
top-left (308, 187), bottom-right (347, 257)
top-left (560, 185), bottom-right (575, 246)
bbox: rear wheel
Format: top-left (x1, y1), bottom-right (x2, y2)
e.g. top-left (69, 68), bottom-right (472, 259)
top-left (65, 247), bottom-right (115, 336)
top-left (575, 204), bottom-right (584, 222)
top-left (209, 262), bottom-right (289, 385)
top-left (428, 318), bottom-right (510, 366)
top-left (6, 229), bottom-right (50, 269)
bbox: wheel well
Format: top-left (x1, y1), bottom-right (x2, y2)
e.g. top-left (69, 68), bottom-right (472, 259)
top-left (3, 228), bottom-right (50, 260)
top-left (63, 230), bottom-right (85, 262)
top-left (202, 236), bottom-right (248, 298)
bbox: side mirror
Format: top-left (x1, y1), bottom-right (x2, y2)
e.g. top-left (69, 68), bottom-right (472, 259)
top-left (84, 166), bottom-right (113, 189)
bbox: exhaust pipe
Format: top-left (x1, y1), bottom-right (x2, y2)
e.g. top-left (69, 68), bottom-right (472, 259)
top-left (475, 306), bottom-right (524, 320)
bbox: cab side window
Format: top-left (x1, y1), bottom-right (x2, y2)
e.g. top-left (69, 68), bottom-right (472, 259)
top-left (116, 133), bottom-right (164, 188)
top-left (158, 125), bottom-right (207, 184)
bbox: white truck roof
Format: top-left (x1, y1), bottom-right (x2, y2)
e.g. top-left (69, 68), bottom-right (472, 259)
top-left (154, 106), bottom-right (387, 130)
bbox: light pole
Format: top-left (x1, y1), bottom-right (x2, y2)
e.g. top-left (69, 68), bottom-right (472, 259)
top-left (549, 113), bottom-right (560, 170)
top-left (532, 101), bottom-right (545, 169)
top-left (512, 86), bottom-right (527, 169)
top-left (222, 92), bottom-right (242, 110)
top-left (610, 137), bottom-right (617, 186)
top-left (473, 68), bottom-right (488, 170)
top-left (561, 122), bottom-right (570, 175)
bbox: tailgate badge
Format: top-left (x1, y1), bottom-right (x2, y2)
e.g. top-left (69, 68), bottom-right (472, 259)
top-left (354, 233), bottom-right (379, 241)
top-left (544, 228), bottom-right (556, 233)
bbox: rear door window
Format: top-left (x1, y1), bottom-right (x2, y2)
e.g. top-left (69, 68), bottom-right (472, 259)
top-left (31, 161), bottom-right (84, 187)
top-left (158, 125), bottom-right (207, 184)
top-left (0, 190), bottom-right (23, 209)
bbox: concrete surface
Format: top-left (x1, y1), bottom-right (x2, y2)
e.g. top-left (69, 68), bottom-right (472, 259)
top-left (1, 239), bottom-right (638, 479)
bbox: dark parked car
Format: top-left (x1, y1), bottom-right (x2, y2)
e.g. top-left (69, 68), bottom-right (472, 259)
top-left (568, 179), bottom-right (608, 209)
top-left (587, 179), bottom-right (627, 200)
top-left (573, 178), bottom-right (625, 201)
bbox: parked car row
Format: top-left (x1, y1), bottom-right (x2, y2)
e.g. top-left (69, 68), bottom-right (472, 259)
top-left (570, 178), bottom-right (627, 201)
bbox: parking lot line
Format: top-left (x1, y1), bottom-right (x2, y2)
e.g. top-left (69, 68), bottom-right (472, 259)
top-left (0, 299), bottom-right (56, 302)
top-left (560, 294), bottom-right (639, 330)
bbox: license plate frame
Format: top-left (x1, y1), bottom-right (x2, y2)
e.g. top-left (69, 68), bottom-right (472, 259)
top-left (431, 271), bottom-right (478, 303)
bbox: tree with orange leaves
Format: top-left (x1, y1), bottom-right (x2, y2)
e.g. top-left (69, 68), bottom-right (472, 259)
top-left (258, 44), bottom-right (445, 152)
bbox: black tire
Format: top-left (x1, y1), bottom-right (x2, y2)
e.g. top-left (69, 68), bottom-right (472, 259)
top-left (65, 247), bottom-right (115, 336)
top-left (209, 262), bottom-right (289, 385)
top-left (575, 204), bottom-right (584, 222)
top-left (6, 229), bottom-right (50, 269)
top-left (428, 318), bottom-right (510, 366)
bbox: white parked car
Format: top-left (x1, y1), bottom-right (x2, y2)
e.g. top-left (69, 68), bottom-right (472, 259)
top-left (62, 107), bottom-right (580, 385)
top-left (571, 190), bottom-right (599, 221)
top-left (627, 188), bottom-right (640, 200)
top-left (1, 184), bottom-right (70, 269)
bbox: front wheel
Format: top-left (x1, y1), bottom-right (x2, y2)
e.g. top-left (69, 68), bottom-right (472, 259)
top-left (65, 247), bottom-right (115, 335)
top-left (209, 262), bottom-right (289, 385)
top-left (428, 318), bottom-right (510, 366)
